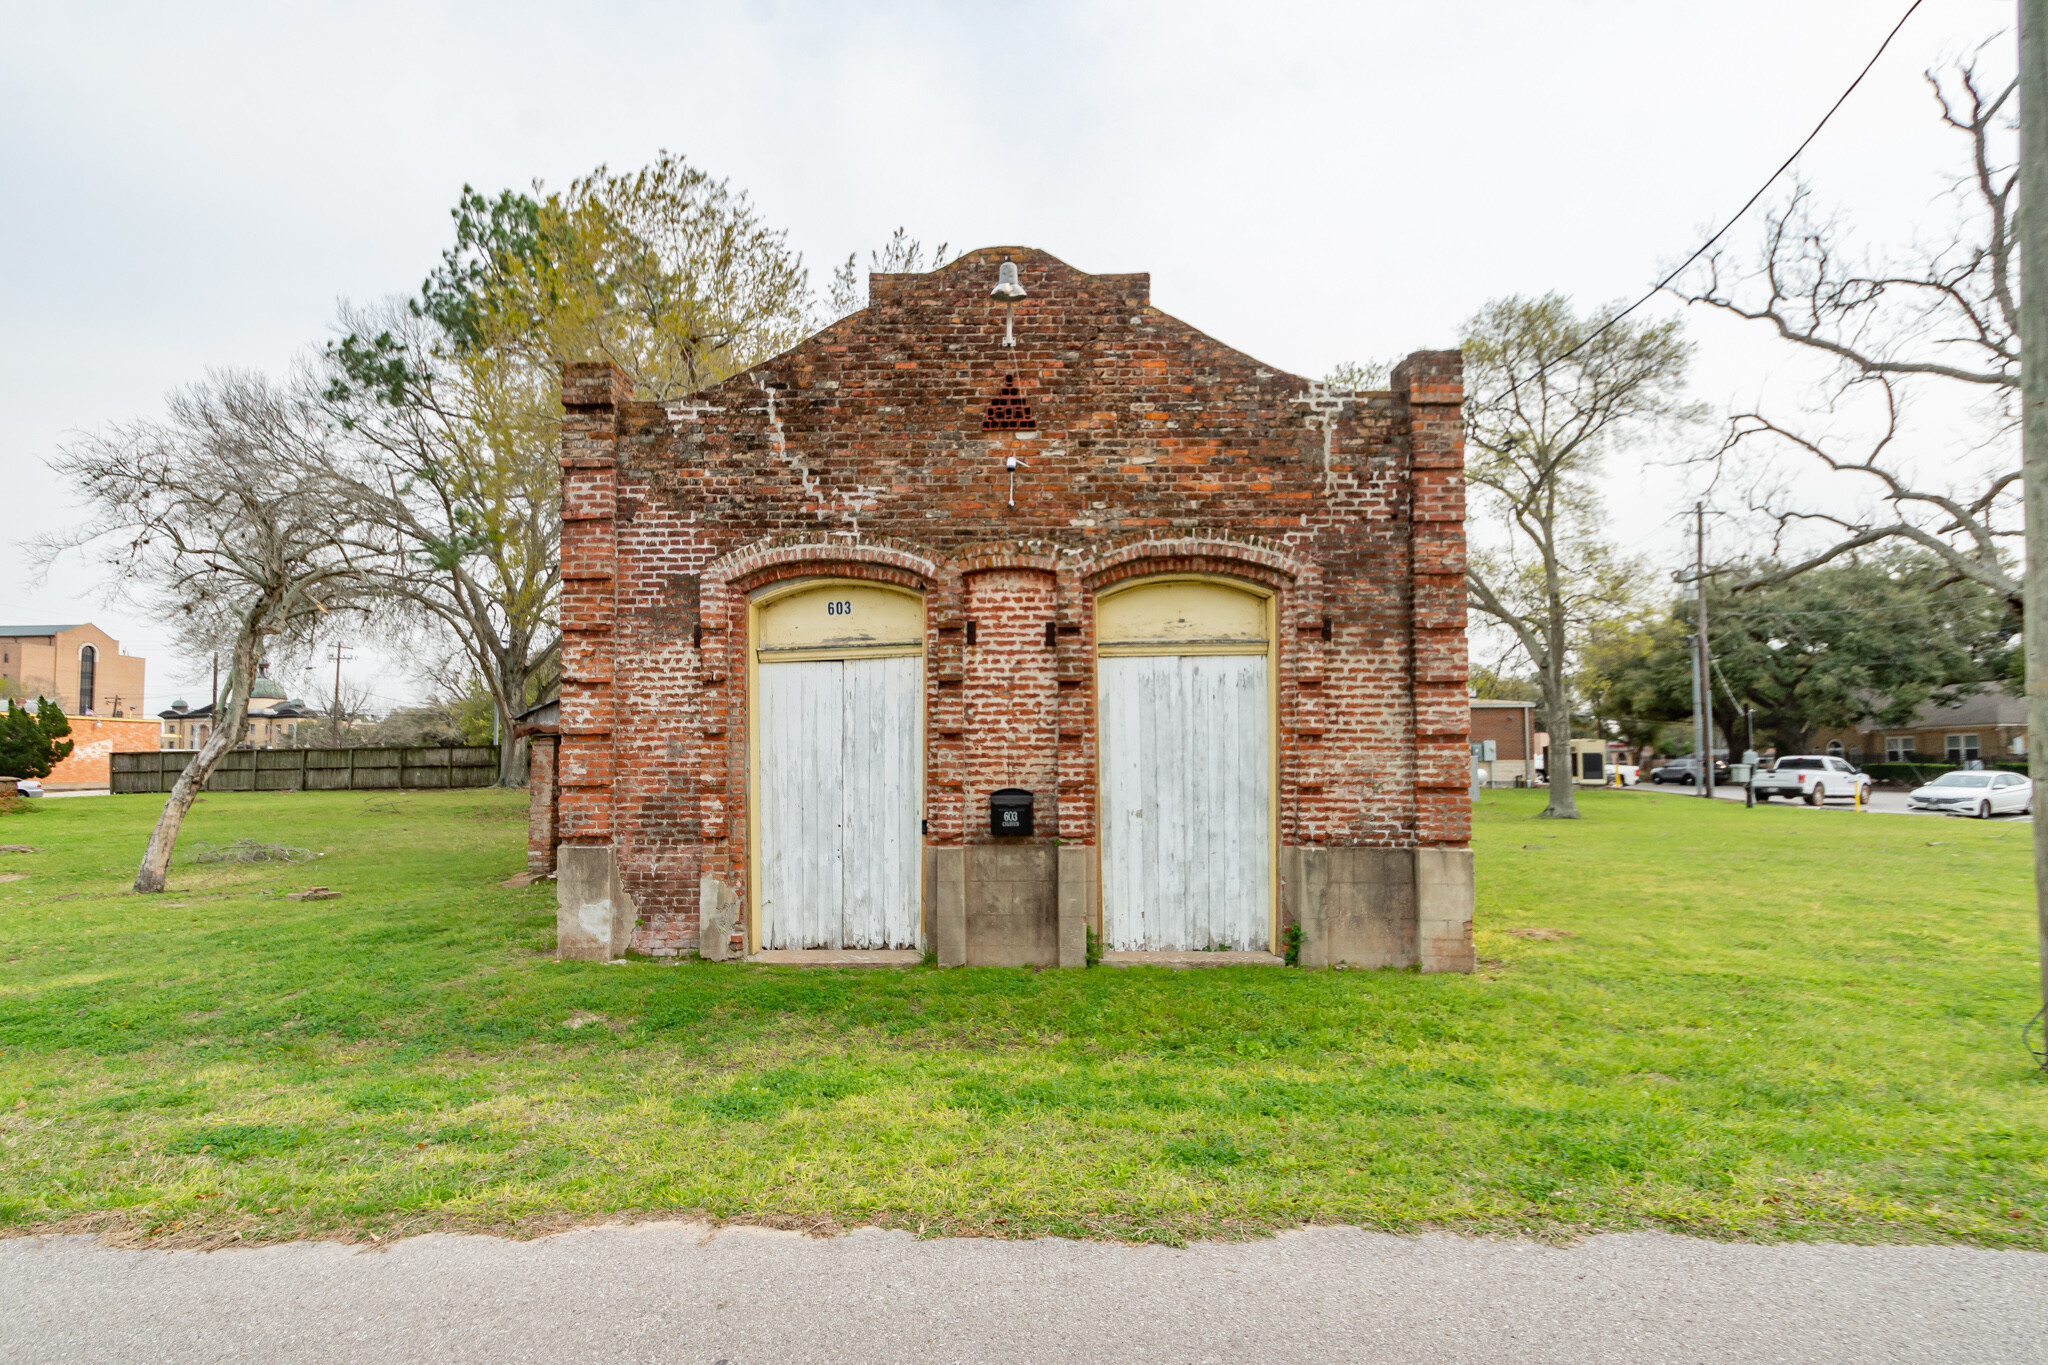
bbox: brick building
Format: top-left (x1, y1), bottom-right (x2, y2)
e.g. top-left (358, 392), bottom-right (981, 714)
top-left (0, 623), bottom-right (146, 717)
top-left (1470, 698), bottom-right (1541, 786)
top-left (1812, 684), bottom-right (2028, 766)
top-left (157, 676), bottom-right (317, 750)
top-left (549, 247), bottom-right (1473, 971)
top-left (43, 715), bottom-right (161, 791)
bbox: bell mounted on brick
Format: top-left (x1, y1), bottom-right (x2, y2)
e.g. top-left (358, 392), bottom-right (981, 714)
top-left (992, 258), bottom-right (1026, 346)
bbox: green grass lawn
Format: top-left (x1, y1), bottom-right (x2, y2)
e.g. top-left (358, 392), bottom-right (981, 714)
top-left (0, 785), bottom-right (2043, 1248)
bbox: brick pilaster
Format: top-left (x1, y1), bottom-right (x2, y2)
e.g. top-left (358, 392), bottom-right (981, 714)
top-left (1396, 350), bottom-right (1471, 849)
top-left (558, 362), bottom-right (630, 846)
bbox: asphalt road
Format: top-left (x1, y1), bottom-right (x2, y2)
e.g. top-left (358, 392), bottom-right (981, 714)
top-left (1626, 780), bottom-right (2035, 820)
top-left (4, 1223), bottom-right (2044, 1364)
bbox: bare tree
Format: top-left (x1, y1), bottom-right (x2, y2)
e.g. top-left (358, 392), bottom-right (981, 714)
top-left (309, 662), bottom-right (378, 748)
top-left (1462, 294), bottom-right (1700, 819)
top-left (38, 373), bottom-right (392, 892)
top-left (827, 228), bottom-right (955, 320)
top-left (1673, 53), bottom-right (2021, 612)
top-left (324, 156), bottom-right (817, 782)
top-left (325, 301), bottom-right (558, 784)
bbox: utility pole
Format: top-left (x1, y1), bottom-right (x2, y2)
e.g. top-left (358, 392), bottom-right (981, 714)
top-left (1696, 502), bottom-right (1714, 798)
top-left (329, 642), bottom-right (353, 748)
top-left (1686, 634), bottom-right (1702, 788)
top-left (2018, 1), bottom-right (2048, 1063)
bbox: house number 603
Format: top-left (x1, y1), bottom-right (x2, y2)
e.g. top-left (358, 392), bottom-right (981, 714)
top-left (825, 600), bottom-right (853, 616)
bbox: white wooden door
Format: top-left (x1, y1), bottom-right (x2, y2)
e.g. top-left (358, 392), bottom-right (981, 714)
top-left (1099, 653), bottom-right (1271, 951)
top-left (758, 655), bottom-right (922, 949)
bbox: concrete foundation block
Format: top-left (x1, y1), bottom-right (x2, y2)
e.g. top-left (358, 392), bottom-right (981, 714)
top-left (1416, 847), bottom-right (1476, 974)
top-left (697, 874), bottom-right (739, 962)
top-left (921, 847), bottom-right (938, 954)
top-left (966, 846), bottom-right (1057, 967)
top-left (934, 847), bottom-right (966, 967)
top-left (1056, 845), bottom-right (1093, 968)
top-left (556, 844), bottom-right (636, 961)
top-left (1287, 846), bottom-right (1419, 969)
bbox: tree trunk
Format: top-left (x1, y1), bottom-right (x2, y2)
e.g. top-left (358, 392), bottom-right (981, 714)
top-left (2020, 0), bottom-right (2048, 1059)
top-left (134, 630), bottom-right (259, 894)
top-left (500, 730), bottom-right (528, 787)
top-left (490, 668), bottom-right (527, 787)
top-left (1539, 656), bottom-right (1580, 819)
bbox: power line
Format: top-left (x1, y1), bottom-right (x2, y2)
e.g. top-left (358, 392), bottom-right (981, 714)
top-left (1707, 593), bottom-right (2010, 621)
top-left (1509, 0), bottom-right (1924, 392)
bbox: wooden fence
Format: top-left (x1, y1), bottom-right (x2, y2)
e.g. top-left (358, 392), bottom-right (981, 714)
top-left (111, 746), bottom-right (501, 794)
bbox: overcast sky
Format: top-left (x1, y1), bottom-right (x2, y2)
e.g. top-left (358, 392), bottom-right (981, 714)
top-left (0, 0), bottom-right (2010, 712)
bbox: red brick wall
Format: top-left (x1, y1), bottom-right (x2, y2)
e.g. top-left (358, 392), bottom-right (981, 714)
top-left (558, 247), bottom-right (1467, 953)
top-left (527, 735), bottom-right (559, 873)
top-left (46, 715), bottom-right (160, 789)
top-left (962, 569), bottom-right (1060, 842)
top-left (1471, 706), bottom-right (1535, 760)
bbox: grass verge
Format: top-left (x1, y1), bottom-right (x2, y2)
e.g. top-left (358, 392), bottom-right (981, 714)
top-left (0, 786), bottom-right (2043, 1247)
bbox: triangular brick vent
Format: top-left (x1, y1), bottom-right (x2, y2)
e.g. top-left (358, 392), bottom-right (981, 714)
top-left (982, 375), bottom-right (1036, 431)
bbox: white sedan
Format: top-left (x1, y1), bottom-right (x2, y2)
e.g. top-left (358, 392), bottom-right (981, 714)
top-left (1907, 770), bottom-right (2032, 819)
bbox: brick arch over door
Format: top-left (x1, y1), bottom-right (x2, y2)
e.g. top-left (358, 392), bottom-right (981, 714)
top-left (1077, 537), bottom-right (1319, 613)
top-left (696, 543), bottom-right (943, 937)
top-left (1075, 539), bottom-right (1334, 852)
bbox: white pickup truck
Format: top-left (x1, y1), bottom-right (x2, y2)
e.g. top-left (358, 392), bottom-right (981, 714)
top-left (1751, 755), bottom-right (1873, 805)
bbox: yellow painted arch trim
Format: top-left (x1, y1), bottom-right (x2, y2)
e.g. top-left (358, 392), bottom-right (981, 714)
top-left (1094, 573), bottom-right (1272, 656)
top-left (752, 578), bottom-right (926, 660)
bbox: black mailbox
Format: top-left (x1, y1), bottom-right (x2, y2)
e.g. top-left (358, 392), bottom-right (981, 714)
top-left (990, 788), bottom-right (1034, 837)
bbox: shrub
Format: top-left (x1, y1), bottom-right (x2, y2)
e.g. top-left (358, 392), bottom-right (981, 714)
top-left (0, 699), bottom-right (73, 780)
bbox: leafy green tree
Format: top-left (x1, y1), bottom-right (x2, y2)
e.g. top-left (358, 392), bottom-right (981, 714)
top-left (1462, 293), bottom-right (1700, 819)
top-left (1579, 603), bottom-right (1686, 762)
top-left (1602, 553), bottom-right (2013, 758)
top-left (1469, 667), bottom-right (1540, 702)
top-left (413, 153), bottom-right (814, 400)
top-left (1323, 359), bottom-right (1391, 393)
top-left (326, 153), bottom-right (817, 784)
top-left (0, 699), bottom-right (74, 779)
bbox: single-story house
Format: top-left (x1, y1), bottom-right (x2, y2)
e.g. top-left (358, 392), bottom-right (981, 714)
top-left (545, 247), bottom-right (1476, 973)
top-left (1812, 685), bottom-right (2027, 765)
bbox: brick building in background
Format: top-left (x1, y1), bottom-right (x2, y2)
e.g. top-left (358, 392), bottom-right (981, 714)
top-left (547, 247), bottom-right (1473, 971)
top-left (1, 623), bottom-right (154, 791)
top-left (0, 624), bottom-right (146, 718)
top-left (1470, 698), bottom-right (1542, 786)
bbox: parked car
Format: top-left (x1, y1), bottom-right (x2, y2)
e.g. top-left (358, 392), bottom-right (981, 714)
top-left (1907, 769), bottom-right (2032, 819)
top-left (12, 779), bottom-right (43, 798)
top-left (1649, 756), bottom-right (1729, 786)
top-left (1752, 755), bottom-right (1873, 806)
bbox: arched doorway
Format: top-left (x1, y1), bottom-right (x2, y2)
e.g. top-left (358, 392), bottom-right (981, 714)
top-left (1095, 576), bottom-right (1276, 951)
top-left (749, 580), bottom-right (925, 950)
